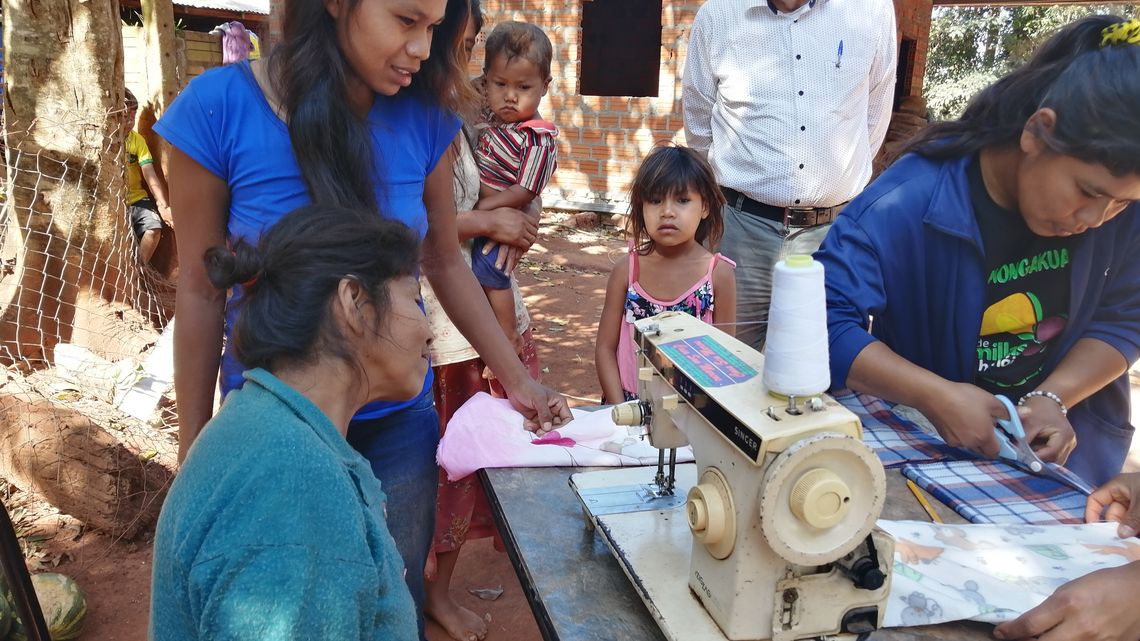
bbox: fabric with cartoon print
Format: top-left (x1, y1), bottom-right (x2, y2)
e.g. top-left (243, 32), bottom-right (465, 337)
top-left (436, 392), bottom-right (694, 481)
top-left (880, 519), bottom-right (1136, 627)
top-left (968, 158), bottom-right (1072, 401)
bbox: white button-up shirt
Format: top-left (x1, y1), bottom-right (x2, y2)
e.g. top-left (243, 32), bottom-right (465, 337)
top-left (682, 0), bottom-right (897, 208)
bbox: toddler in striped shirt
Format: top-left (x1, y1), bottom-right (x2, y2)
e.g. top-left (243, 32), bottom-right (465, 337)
top-left (472, 21), bottom-right (559, 350)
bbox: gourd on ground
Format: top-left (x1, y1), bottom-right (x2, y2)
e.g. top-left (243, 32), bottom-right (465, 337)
top-left (6, 572), bottom-right (86, 641)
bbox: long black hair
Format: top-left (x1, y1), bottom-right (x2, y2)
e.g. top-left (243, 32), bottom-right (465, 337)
top-left (906, 15), bottom-right (1140, 176)
top-left (268, 0), bottom-right (479, 211)
top-left (205, 204), bottom-right (420, 373)
top-left (628, 145), bottom-right (727, 255)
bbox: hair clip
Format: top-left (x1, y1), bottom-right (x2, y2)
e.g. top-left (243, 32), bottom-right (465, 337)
top-left (1100, 19), bottom-right (1140, 48)
top-left (241, 272), bottom-right (261, 289)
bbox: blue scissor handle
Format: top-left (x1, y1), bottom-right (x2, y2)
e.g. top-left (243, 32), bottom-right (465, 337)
top-left (993, 394), bottom-right (1023, 461)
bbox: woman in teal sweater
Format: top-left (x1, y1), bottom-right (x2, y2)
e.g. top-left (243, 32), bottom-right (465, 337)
top-left (150, 205), bottom-right (430, 640)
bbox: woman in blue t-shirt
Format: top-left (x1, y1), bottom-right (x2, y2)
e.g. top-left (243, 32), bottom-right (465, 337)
top-left (155, 0), bottom-right (570, 632)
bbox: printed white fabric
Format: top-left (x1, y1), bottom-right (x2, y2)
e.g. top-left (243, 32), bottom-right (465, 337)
top-left (879, 520), bottom-right (1136, 627)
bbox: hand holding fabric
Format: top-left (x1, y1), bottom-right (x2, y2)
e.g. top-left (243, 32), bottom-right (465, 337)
top-left (504, 377), bottom-right (572, 435)
top-left (993, 563), bottom-right (1140, 641)
top-left (1087, 472), bottom-right (1140, 538)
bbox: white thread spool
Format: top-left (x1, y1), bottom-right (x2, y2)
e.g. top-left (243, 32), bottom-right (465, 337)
top-left (763, 254), bottom-right (831, 398)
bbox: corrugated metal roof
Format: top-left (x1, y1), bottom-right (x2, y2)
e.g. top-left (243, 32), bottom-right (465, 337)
top-left (175, 0), bottom-right (269, 15)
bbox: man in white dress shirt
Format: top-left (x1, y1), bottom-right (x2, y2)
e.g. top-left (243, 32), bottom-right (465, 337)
top-left (683, 0), bottom-right (897, 351)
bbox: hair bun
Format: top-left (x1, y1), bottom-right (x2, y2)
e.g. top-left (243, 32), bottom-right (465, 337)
top-left (204, 240), bottom-right (263, 290)
top-left (1101, 19), bottom-right (1140, 48)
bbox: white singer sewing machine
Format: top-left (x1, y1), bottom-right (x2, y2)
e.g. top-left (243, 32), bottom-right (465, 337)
top-left (570, 311), bottom-right (894, 641)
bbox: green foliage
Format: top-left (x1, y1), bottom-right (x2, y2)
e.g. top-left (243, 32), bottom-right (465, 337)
top-left (924, 4), bottom-right (1140, 121)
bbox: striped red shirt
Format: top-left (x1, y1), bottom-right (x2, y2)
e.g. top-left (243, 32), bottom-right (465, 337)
top-left (475, 119), bottom-right (559, 195)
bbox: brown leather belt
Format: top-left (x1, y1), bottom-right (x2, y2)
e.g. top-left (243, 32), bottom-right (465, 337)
top-left (720, 186), bottom-right (845, 228)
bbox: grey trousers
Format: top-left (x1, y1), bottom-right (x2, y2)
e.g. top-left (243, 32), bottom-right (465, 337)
top-left (718, 202), bottom-right (832, 352)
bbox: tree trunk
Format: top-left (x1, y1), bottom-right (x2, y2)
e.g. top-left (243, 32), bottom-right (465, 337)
top-left (141, 0), bottom-right (179, 114)
top-left (0, 0), bottom-right (145, 366)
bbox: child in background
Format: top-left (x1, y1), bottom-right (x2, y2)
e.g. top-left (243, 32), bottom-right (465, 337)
top-left (122, 89), bottom-right (172, 264)
top-left (595, 145), bottom-right (736, 403)
top-left (472, 21), bottom-right (558, 350)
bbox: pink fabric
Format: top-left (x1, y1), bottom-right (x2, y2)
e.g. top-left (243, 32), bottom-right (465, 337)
top-left (436, 392), bottom-right (694, 481)
top-left (617, 250), bottom-right (735, 396)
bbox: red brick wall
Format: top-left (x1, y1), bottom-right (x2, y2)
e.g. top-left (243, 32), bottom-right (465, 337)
top-left (259, 0), bottom-right (934, 212)
top-left (895, 0), bottom-right (933, 98)
top-left (476, 0), bottom-right (701, 211)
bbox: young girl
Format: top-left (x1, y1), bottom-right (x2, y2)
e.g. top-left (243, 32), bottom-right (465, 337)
top-left (154, 0), bottom-right (569, 632)
top-left (151, 205), bottom-right (428, 640)
top-left (596, 145), bottom-right (736, 404)
top-left (816, 16), bottom-right (1140, 489)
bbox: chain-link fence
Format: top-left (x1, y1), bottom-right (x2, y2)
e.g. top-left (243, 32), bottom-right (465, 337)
top-left (0, 106), bottom-right (178, 539)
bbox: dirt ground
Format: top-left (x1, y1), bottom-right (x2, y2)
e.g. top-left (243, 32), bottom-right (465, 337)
top-left (16, 215), bottom-right (1140, 641)
top-left (11, 215), bottom-right (624, 641)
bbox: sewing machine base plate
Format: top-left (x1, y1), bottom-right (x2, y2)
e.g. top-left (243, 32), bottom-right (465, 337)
top-left (575, 483), bottom-right (688, 516)
top-left (571, 464), bottom-right (727, 641)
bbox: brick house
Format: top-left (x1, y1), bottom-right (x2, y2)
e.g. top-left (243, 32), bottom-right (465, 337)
top-left (261, 0), bottom-right (939, 212)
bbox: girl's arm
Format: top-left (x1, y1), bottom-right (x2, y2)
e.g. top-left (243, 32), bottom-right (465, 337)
top-left (595, 262), bottom-right (629, 405)
top-left (168, 147), bottom-right (230, 462)
top-left (422, 153), bottom-right (571, 432)
top-left (711, 260), bottom-right (736, 337)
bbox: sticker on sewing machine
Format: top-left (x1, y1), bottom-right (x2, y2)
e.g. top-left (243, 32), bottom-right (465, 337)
top-left (659, 337), bottom-right (757, 387)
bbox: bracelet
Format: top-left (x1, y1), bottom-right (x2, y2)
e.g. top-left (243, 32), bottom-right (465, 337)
top-left (1017, 390), bottom-right (1068, 417)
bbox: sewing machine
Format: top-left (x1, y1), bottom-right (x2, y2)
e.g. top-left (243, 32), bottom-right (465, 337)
top-left (570, 312), bottom-right (894, 641)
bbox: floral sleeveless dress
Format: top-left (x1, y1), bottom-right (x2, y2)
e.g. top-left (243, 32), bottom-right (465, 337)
top-left (616, 249), bottom-right (735, 399)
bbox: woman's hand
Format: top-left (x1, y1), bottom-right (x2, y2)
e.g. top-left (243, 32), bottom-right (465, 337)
top-left (993, 563), bottom-right (1140, 641)
top-left (474, 201), bottom-right (540, 273)
top-left (481, 206), bottom-right (538, 249)
top-left (1017, 394), bottom-right (1077, 464)
top-left (1087, 473), bottom-right (1140, 538)
top-left (503, 378), bottom-right (573, 435)
top-left (917, 381), bottom-right (1005, 457)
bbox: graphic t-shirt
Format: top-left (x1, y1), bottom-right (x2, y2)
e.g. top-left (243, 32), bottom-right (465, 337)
top-left (970, 157), bottom-right (1072, 400)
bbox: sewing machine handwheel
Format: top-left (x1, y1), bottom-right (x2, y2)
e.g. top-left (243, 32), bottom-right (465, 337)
top-left (758, 432), bottom-right (886, 566)
top-left (686, 467), bottom-right (736, 560)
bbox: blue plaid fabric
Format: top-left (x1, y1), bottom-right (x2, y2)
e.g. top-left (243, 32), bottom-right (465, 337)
top-left (834, 390), bottom-right (962, 468)
top-left (901, 460), bottom-right (1086, 525)
top-left (835, 390), bottom-right (1091, 525)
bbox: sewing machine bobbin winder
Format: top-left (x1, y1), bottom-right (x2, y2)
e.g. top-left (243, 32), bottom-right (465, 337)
top-left (570, 312), bottom-right (895, 641)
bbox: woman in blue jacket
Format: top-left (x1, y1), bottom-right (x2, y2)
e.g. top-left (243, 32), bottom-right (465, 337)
top-left (817, 16), bottom-right (1140, 486)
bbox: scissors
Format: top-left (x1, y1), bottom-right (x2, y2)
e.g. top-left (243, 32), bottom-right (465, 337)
top-left (993, 395), bottom-right (1095, 496)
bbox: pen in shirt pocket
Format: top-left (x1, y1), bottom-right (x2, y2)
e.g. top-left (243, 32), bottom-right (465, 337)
top-left (836, 39), bottom-right (844, 69)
